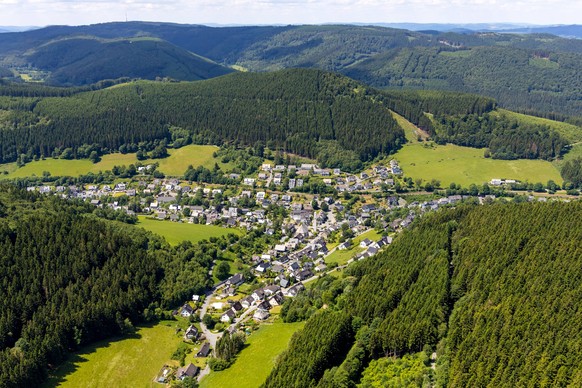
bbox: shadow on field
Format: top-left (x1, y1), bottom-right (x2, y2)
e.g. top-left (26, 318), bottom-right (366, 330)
top-left (40, 324), bottom-right (156, 387)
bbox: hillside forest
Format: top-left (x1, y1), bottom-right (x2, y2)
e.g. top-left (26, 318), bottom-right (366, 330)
top-left (265, 201), bottom-right (582, 387)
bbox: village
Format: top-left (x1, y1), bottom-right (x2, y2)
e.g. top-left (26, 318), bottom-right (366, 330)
top-left (25, 158), bottom-right (531, 384)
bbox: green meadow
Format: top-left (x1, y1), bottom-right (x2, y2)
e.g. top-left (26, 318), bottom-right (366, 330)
top-left (325, 229), bottom-right (382, 266)
top-left (393, 142), bottom-right (562, 187)
top-left (0, 145), bottom-right (225, 179)
top-left (137, 216), bottom-right (242, 246)
top-left (43, 321), bottom-right (181, 388)
top-left (199, 320), bottom-right (305, 388)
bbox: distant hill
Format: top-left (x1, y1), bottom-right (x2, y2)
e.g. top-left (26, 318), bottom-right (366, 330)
top-left (499, 25), bottom-right (582, 39)
top-left (1, 22), bottom-right (582, 116)
top-left (24, 37), bottom-right (233, 85)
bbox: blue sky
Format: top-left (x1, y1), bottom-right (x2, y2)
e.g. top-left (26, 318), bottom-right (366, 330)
top-left (0, 0), bottom-right (580, 27)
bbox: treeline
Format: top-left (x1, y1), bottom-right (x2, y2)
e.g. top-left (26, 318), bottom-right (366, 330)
top-left (0, 186), bottom-right (218, 386)
top-left (0, 69), bottom-right (405, 171)
top-left (561, 157), bottom-right (582, 188)
top-left (265, 201), bottom-right (582, 386)
top-left (431, 112), bottom-right (568, 160)
top-left (263, 310), bottom-right (354, 388)
top-left (380, 89), bottom-right (497, 124)
top-left (376, 89), bottom-right (568, 160)
top-left (0, 78), bottom-right (129, 97)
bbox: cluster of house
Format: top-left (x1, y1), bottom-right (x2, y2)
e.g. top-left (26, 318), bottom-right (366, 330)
top-left (155, 324), bottom-right (210, 384)
top-left (25, 158), bottom-right (412, 233)
top-left (489, 178), bottom-right (519, 186)
top-left (213, 274), bottom-right (306, 324)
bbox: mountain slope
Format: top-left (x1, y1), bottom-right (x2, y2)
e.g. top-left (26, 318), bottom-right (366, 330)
top-left (25, 37), bottom-right (233, 85)
top-left (2, 22), bottom-right (582, 116)
top-left (264, 201), bottom-right (582, 386)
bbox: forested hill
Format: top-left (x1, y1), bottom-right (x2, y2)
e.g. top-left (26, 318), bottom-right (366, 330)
top-left (0, 185), bottom-right (221, 386)
top-left (2, 22), bottom-right (582, 117)
top-left (0, 69), bottom-right (571, 168)
top-left (264, 201), bottom-right (582, 386)
top-left (25, 37), bottom-right (233, 86)
top-left (0, 69), bottom-right (406, 171)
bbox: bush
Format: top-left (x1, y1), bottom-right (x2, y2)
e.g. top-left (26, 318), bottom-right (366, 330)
top-left (208, 357), bottom-right (233, 371)
top-left (171, 342), bottom-right (191, 366)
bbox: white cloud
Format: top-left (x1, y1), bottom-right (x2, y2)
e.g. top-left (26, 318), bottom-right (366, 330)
top-left (0, 0), bottom-right (581, 26)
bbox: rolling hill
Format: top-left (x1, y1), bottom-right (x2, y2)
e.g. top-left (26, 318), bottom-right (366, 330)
top-left (0, 67), bottom-right (575, 176)
top-left (2, 22), bottom-right (582, 116)
top-left (0, 69), bottom-right (406, 170)
top-left (25, 37), bottom-right (233, 85)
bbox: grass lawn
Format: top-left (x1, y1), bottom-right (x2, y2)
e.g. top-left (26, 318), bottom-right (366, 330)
top-left (199, 320), bottom-right (305, 388)
top-left (393, 142), bottom-right (562, 187)
top-left (136, 216), bottom-right (242, 246)
top-left (325, 229), bottom-right (382, 266)
top-left (157, 145), bottom-right (225, 176)
top-left (0, 145), bottom-right (227, 179)
top-left (43, 321), bottom-right (182, 388)
top-left (1, 158), bottom-right (95, 179)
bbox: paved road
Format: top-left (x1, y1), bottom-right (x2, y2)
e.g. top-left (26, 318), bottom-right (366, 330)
top-left (197, 286), bottom-right (224, 382)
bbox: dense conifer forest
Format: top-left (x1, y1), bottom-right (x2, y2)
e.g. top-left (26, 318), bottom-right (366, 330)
top-left (0, 185), bottom-right (222, 386)
top-left (0, 69), bottom-right (405, 171)
top-left (262, 201), bottom-right (582, 386)
top-left (0, 69), bottom-right (573, 174)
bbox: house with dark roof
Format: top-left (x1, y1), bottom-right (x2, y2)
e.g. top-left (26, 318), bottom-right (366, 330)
top-left (285, 282), bottom-right (305, 297)
top-left (241, 295), bottom-right (255, 309)
top-left (264, 285), bottom-right (281, 296)
top-left (231, 301), bottom-right (243, 312)
top-left (220, 309), bottom-right (236, 323)
top-left (296, 269), bottom-right (314, 282)
top-left (181, 304), bottom-right (194, 317)
top-left (251, 288), bottom-right (265, 302)
top-left (228, 273), bottom-right (244, 286)
top-left (269, 292), bottom-right (285, 307)
top-left (184, 325), bottom-right (199, 340)
top-left (253, 308), bottom-right (270, 321)
top-left (197, 342), bottom-right (211, 357)
top-left (176, 363), bottom-right (200, 380)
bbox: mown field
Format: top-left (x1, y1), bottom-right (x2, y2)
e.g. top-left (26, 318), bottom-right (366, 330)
top-left (393, 142), bottom-right (563, 187)
top-left (0, 145), bottom-right (225, 179)
top-left (137, 216), bottom-right (242, 246)
top-left (43, 321), bottom-right (182, 388)
top-left (199, 320), bottom-right (305, 388)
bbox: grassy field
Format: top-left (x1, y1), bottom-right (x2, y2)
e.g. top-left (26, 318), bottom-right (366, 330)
top-left (199, 320), bottom-right (305, 388)
top-left (43, 321), bottom-right (182, 388)
top-left (393, 142), bottom-right (562, 187)
top-left (391, 111), bottom-right (425, 143)
top-left (137, 216), bottom-right (242, 246)
top-left (0, 145), bottom-right (226, 179)
top-left (554, 143), bottom-right (582, 171)
top-left (325, 229), bottom-right (382, 266)
top-left (496, 109), bottom-right (582, 143)
top-left (156, 145), bottom-right (223, 176)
